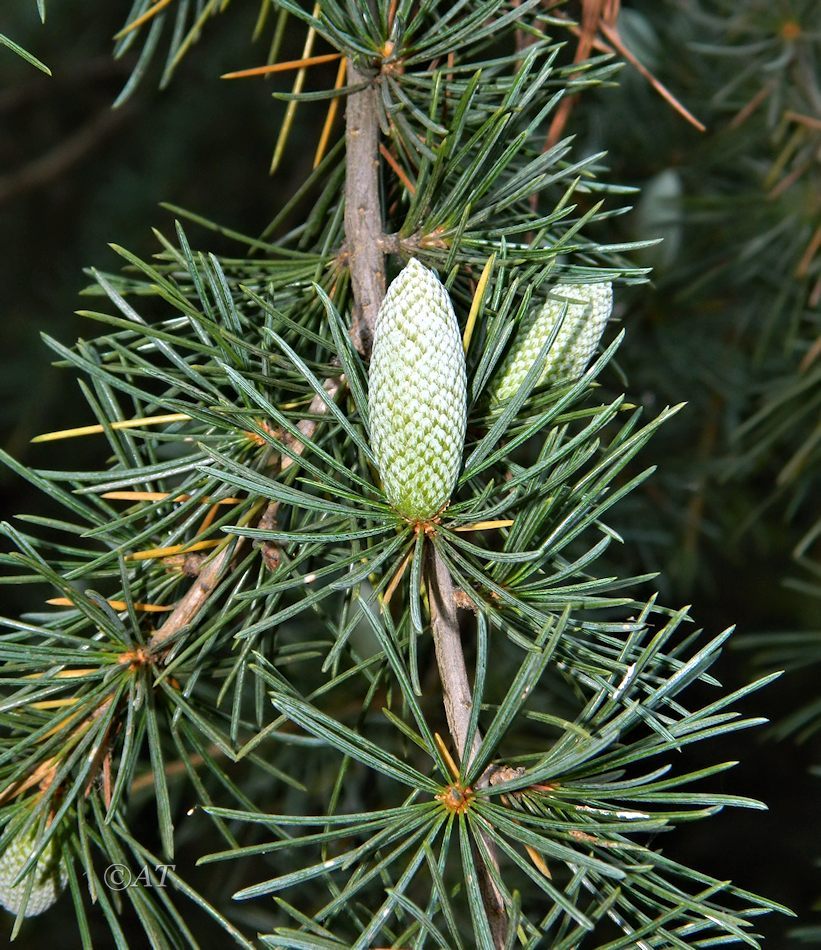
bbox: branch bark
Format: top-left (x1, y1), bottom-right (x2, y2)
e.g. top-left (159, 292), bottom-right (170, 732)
top-left (427, 546), bottom-right (482, 764)
top-left (344, 64), bottom-right (385, 355)
top-left (149, 545), bottom-right (234, 651)
top-left (427, 546), bottom-right (507, 947)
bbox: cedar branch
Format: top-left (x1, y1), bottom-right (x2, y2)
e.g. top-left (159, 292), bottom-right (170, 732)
top-left (427, 547), bottom-right (482, 765)
top-left (344, 63), bottom-right (385, 354)
top-left (427, 545), bottom-right (507, 947)
top-left (341, 59), bottom-right (507, 944)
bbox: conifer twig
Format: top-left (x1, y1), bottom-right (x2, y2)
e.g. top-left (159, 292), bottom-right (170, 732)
top-left (149, 381), bottom-right (341, 650)
top-left (427, 547), bottom-right (482, 765)
top-left (149, 545), bottom-right (235, 650)
top-left (427, 546), bottom-right (507, 947)
top-left (344, 63), bottom-right (385, 354)
top-left (341, 56), bottom-right (486, 782)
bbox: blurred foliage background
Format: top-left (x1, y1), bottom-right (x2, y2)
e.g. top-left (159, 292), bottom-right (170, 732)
top-left (1, 0), bottom-right (818, 944)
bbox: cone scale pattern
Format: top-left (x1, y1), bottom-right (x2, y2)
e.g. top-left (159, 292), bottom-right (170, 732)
top-left (0, 828), bottom-right (67, 918)
top-left (490, 282), bottom-right (613, 403)
top-left (369, 259), bottom-right (467, 522)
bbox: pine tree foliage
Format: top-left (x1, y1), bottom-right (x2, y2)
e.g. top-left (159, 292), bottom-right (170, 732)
top-left (593, 0), bottom-right (819, 583)
top-left (580, 2), bottom-right (819, 937)
top-left (0, 1), bottom-right (797, 946)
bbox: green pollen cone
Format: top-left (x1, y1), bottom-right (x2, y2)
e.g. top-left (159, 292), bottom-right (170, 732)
top-left (490, 282), bottom-right (613, 404)
top-left (0, 827), bottom-right (67, 918)
top-left (368, 258), bottom-right (467, 521)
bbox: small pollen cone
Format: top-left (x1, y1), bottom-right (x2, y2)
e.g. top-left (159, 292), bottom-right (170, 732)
top-left (368, 259), bottom-right (467, 521)
top-left (0, 828), bottom-right (67, 918)
top-left (490, 282), bottom-right (613, 404)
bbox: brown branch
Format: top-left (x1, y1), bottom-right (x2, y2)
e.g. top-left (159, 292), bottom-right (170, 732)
top-left (281, 379), bottom-right (342, 471)
top-left (427, 547), bottom-right (482, 765)
top-left (149, 545), bottom-right (236, 650)
top-left (427, 546), bottom-right (507, 947)
top-left (344, 63), bottom-right (385, 355)
top-left (544, 0), bottom-right (609, 152)
top-left (150, 379), bottom-right (343, 650)
top-left (257, 378), bottom-right (343, 570)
